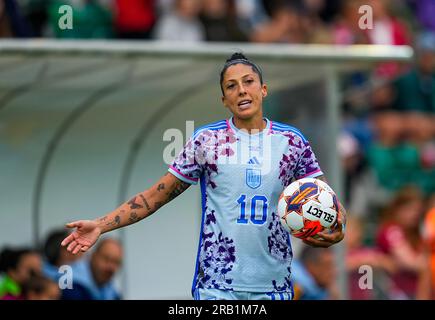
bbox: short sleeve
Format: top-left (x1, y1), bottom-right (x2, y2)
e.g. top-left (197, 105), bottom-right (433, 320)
top-left (168, 135), bottom-right (203, 185)
top-left (294, 140), bottom-right (323, 180)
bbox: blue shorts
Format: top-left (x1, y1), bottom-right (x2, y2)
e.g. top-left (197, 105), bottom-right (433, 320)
top-left (193, 287), bottom-right (294, 300)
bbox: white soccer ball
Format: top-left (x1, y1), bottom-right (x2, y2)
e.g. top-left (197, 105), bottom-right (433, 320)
top-left (277, 178), bottom-right (339, 239)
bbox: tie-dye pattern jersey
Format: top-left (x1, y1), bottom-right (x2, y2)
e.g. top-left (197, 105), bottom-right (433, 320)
top-left (168, 117), bottom-right (323, 294)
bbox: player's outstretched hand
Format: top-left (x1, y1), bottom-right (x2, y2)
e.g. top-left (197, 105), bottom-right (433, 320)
top-left (302, 207), bottom-right (345, 248)
top-left (61, 220), bottom-right (102, 254)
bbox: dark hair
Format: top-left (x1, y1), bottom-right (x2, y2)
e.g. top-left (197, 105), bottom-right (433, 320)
top-left (42, 229), bottom-right (69, 266)
top-left (0, 247), bottom-right (35, 273)
top-left (21, 274), bottom-right (56, 298)
top-left (219, 52), bottom-right (263, 95)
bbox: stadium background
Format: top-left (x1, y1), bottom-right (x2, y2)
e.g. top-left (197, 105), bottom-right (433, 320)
top-left (0, 0), bottom-right (434, 300)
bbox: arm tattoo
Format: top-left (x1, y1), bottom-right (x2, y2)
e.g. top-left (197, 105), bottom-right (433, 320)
top-left (98, 216), bottom-right (108, 223)
top-left (106, 215), bottom-right (121, 227)
top-left (127, 196), bottom-right (143, 209)
top-left (167, 181), bottom-right (190, 202)
top-left (115, 215), bottom-right (121, 226)
top-left (129, 212), bottom-right (142, 223)
top-left (139, 194), bottom-right (151, 211)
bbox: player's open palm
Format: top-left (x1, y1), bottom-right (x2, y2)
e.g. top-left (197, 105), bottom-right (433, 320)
top-left (61, 220), bottom-right (101, 254)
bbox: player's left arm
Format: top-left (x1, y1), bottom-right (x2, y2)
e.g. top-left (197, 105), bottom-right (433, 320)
top-left (303, 175), bottom-right (346, 248)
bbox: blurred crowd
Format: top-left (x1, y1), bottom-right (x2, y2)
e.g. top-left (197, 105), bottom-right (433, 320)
top-left (0, 0), bottom-right (434, 300)
top-left (0, 0), bottom-right (431, 44)
top-left (0, 231), bottom-right (123, 300)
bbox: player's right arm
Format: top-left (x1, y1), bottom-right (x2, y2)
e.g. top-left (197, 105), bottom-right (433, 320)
top-left (61, 172), bottom-right (190, 254)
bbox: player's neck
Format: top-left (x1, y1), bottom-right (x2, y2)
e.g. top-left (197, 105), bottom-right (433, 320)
top-left (233, 116), bottom-right (266, 134)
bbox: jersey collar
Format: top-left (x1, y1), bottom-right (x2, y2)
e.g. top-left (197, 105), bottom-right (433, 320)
top-left (227, 117), bottom-right (271, 137)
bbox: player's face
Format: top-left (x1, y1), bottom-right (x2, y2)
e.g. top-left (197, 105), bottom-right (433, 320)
top-left (221, 64), bottom-right (267, 121)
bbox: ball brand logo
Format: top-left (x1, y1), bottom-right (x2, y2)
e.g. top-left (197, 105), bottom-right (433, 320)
top-left (278, 178), bottom-right (338, 239)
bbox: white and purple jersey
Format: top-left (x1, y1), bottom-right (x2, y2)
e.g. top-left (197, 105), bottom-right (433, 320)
top-left (168, 117), bottom-right (323, 294)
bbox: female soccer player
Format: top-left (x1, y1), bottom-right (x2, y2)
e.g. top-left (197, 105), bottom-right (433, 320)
top-left (61, 53), bottom-right (346, 300)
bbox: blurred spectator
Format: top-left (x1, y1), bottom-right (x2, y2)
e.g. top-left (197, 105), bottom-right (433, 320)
top-left (339, 132), bottom-right (363, 205)
top-left (250, 3), bottom-right (305, 43)
top-left (0, 0), bottom-right (13, 37)
top-left (366, 0), bottom-right (410, 46)
top-left (332, 0), bottom-right (369, 45)
top-left (22, 274), bottom-right (60, 300)
top-left (298, 0), bottom-right (334, 44)
top-left (370, 79), bottom-right (397, 114)
top-left (153, 0), bottom-right (204, 42)
top-left (333, 68), bottom-right (414, 218)
top-left (393, 31), bottom-right (435, 114)
top-left (367, 109), bottom-right (435, 194)
top-left (376, 187), bottom-right (428, 299)
top-left (291, 246), bottom-right (337, 300)
top-left (423, 194), bottom-right (435, 299)
top-left (346, 215), bottom-right (396, 299)
top-left (62, 238), bottom-right (122, 300)
top-left (199, 0), bottom-right (247, 42)
top-left (114, 0), bottom-right (156, 39)
top-left (235, 0), bottom-right (269, 36)
top-left (366, 0), bottom-right (411, 78)
top-left (17, 0), bottom-right (48, 37)
top-left (0, 0), bottom-right (33, 37)
top-left (408, 0), bottom-right (435, 33)
top-left (47, 0), bottom-right (113, 39)
top-left (368, 111), bottom-right (414, 191)
top-left (41, 229), bottom-right (83, 282)
top-left (157, 0), bottom-right (175, 14)
top-left (0, 247), bottom-right (42, 300)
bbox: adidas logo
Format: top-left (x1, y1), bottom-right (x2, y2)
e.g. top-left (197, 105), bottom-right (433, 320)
top-left (247, 156), bottom-right (261, 165)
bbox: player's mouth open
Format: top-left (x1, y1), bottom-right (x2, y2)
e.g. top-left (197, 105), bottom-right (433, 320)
top-left (238, 100), bottom-right (252, 110)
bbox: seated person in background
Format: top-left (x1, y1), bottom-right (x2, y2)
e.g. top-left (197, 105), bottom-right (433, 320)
top-left (376, 187), bottom-right (428, 299)
top-left (42, 229), bottom-right (83, 282)
top-left (291, 246), bottom-right (337, 300)
top-left (199, 0), bottom-right (247, 42)
top-left (346, 215), bottom-right (396, 299)
top-left (423, 194), bottom-right (435, 299)
top-left (22, 274), bottom-right (60, 300)
top-left (0, 247), bottom-right (42, 300)
top-left (62, 238), bottom-right (123, 300)
top-left (153, 0), bottom-right (205, 42)
top-left (393, 31), bottom-right (435, 114)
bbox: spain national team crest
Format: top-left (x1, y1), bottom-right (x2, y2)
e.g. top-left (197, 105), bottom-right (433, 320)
top-left (246, 168), bottom-right (261, 189)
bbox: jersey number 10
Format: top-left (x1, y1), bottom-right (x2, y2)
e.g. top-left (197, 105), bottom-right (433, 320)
top-left (237, 195), bottom-right (268, 225)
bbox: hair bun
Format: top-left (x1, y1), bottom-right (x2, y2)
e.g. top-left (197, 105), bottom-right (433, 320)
top-left (226, 52), bottom-right (248, 63)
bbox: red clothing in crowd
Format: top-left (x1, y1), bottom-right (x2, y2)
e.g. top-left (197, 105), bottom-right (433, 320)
top-left (376, 223), bottom-right (423, 298)
top-left (115, 0), bottom-right (156, 33)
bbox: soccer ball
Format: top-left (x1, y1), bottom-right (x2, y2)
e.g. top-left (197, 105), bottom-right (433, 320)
top-left (277, 178), bottom-right (339, 239)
